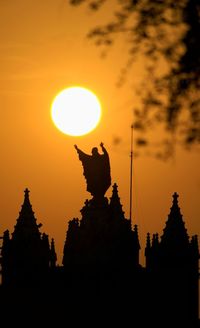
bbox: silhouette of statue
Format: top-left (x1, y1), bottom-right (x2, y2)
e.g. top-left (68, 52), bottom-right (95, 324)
top-left (74, 142), bottom-right (111, 199)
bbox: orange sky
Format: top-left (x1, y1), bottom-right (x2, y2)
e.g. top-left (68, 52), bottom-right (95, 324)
top-left (0, 0), bottom-right (199, 266)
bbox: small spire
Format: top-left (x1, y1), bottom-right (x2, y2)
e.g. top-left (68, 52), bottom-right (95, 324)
top-left (110, 184), bottom-right (118, 203)
top-left (145, 232), bottom-right (151, 259)
top-left (146, 232), bottom-right (151, 249)
top-left (172, 192), bottom-right (179, 205)
top-left (51, 238), bottom-right (55, 249)
top-left (169, 192), bottom-right (181, 217)
top-left (49, 238), bottom-right (57, 268)
top-left (24, 188), bottom-right (30, 203)
top-left (50, 238), bottom-right (57, 268)
top-left (133, 224), bottom-right (140, 249)
top-left (161, 193), bottom-right (189, 247)
top-left (109, 183), bottom-right (125, 220)
top-left (24, 188), bottom-right (30, 196)
top-left (134, 224), bottom-right (138, 234)
top-left (12, 189), bottom-right (40, 240)
top-left (111, 183), bottom-right (119, 199)
top-left (21, 188), bottom-right (32, 212)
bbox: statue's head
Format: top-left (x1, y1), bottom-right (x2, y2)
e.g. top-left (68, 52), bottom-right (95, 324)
top-left (92, 147), bottom-right (99, 155)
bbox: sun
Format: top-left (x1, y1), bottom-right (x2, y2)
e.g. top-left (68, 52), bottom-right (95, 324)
top-left (51, 86), bottom-right (102, 136)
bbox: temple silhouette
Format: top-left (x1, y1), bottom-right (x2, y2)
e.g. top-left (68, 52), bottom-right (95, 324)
top-left (0, 145), bottom-right (199, 326)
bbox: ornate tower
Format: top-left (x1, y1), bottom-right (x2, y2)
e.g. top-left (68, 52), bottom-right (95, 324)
top-left (63, 183), bottom-right (141, 279)
top-left (1, 188), bottom-right (57, 287)
top-left (145, 193), bottom-right (199, 325)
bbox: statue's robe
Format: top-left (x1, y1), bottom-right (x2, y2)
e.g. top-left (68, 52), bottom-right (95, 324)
top-left (76, 148), bottom-right (111, 198)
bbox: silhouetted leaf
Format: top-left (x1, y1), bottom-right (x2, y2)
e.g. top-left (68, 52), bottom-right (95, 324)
top-left (70, 0), bottom-right (200, 157)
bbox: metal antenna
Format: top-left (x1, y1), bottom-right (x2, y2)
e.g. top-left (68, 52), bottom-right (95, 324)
top-left (129, 124), bottom-right (134, 227)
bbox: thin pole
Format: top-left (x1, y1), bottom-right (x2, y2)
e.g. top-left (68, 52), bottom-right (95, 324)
top-left (129, 124), bottom-right (134, 227)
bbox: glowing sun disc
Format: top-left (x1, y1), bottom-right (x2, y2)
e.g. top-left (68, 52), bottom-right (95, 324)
top-left (51, 87), bottom-right (102, 136)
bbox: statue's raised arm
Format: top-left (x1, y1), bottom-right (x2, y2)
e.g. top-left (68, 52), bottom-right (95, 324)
top-left (74, 144), bottom-right (91, 161)
top-left (100, 142), bottom-right (108, 154)
top-left (74, 144), bottom-right (111, 199)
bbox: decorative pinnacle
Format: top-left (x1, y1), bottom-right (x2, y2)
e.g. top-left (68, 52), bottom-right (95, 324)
top-left (20, 187), bottom-right (34, 215)
top-left (146, 232), bottom-right (151, 248)
top-left (172, 192), bottom-right (179, 204)
top-left (24, 188), bottom-right (30, 201)
top-left (112, 183), bottom-right (118, 193)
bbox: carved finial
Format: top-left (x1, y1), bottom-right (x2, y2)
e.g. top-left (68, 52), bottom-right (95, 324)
top-left (111, 183), bottom-right (119, 199)
top-left (134, 224), bottom-right (138, 233)
top-left (23, 188), bottom-right (31, 205)
top-left (50, 238), bottom-right (57, 267)
top-left (173, 192), bottom-right (179, 204)
top-left (146, 232), bottom-right (151, 249)
top-left (113, 182), bottom-right (118, 190)
top-left (24, 188), bottom-right (30, 196)
top-left (167, 192), bottom-right (182, 219)
top-left (145, 232), bottom-right (151, 258)
top-left (20, 188), bottom-right (33, 215)
top-left (133, 224), bottom-right (140, 249)
top-left (51, 238), bottom-right (55, 249)
top-left (24, 188), bottom-right (30, 197)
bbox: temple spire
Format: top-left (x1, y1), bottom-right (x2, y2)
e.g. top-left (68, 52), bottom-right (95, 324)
top-left (161, 192), bottom-right (189, 248)
top-left (133, 224), bottom-right (140, 250)
top-left (12, 188), bottom-right (41, 240)
top-left (146, 232), bottom-right (151, 250)
top-left (109, 183), bottom-right (125, 220)
top-left (50, 238), bottom-right (57, 268)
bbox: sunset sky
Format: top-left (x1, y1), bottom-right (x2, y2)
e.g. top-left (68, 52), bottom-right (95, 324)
top-left (0, 0), bottom-right (199, 265)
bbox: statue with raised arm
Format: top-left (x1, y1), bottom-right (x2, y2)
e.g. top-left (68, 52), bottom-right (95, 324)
top-left (74, 143), bottom-right (111, 199)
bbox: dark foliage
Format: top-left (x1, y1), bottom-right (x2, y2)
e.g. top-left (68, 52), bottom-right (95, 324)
top-left (69, 0), bottom-right (200, 158)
